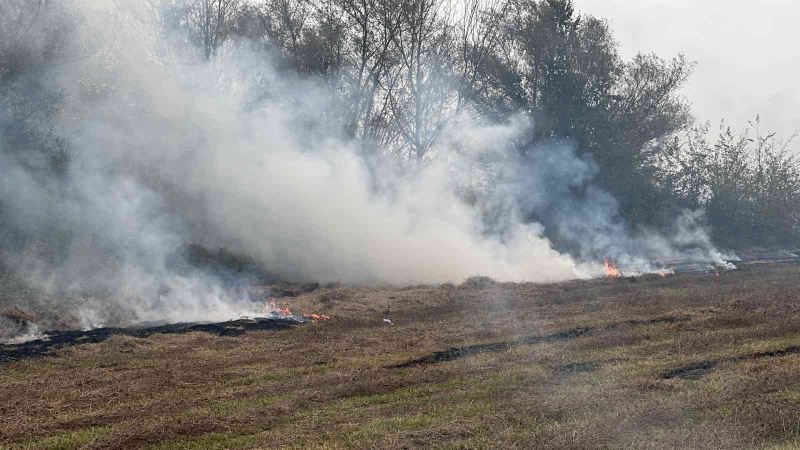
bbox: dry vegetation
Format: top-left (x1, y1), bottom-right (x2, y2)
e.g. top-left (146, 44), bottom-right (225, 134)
top-left (4, 264), bottom-right (800, 449)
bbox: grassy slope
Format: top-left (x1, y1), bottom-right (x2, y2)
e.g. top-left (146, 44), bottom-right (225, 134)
top-left (3, 264), bottom-right (800, 449)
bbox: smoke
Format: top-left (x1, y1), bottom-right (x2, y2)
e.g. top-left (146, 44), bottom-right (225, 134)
top-left (487, 142), bottom-right (732, 273)
top-left (0, 0), bottom-right (727, 335)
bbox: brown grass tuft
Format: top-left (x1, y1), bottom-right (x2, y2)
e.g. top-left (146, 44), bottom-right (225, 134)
top-left (4, 263), bottom-right (800, 448)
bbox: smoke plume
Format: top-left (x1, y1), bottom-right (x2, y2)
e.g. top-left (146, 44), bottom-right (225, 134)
top-left (0, 0), bottom-right (727, 335)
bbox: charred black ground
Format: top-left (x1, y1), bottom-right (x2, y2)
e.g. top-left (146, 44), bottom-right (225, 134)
top-left (0, 317), bottom-right (299, 364)
top-left (390, 316), bottom-right (687, 368)
top-left (662, 345), bottom-right (800, 380)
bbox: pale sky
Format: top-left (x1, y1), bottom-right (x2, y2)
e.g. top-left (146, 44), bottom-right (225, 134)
top-left (576, 0), bottom-right (800, 138)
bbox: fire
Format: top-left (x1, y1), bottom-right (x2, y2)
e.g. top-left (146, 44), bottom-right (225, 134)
top-left (266, 299), bottom-right (293, 317)
top-left (264, 298), bottom-right (330, 322)
top-left (305, 313), bottom-right (330, 322)
top-left (604, 257), bottom-right (622, 278)
top-left (656, 268), bottom-right (674, 277)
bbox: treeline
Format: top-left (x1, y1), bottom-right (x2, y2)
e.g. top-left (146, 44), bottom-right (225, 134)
top-left (2, 0), bottom-right (799, 248)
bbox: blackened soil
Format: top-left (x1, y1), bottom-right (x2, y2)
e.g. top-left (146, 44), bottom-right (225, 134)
top-left (662, 345), bottom-right (800, 380)
top-left (0, 318), bottom-right (299, 364)
top-left (662, 361), bottom-right (718, 380)
top-left (390, 316), bottom-right (688, 368)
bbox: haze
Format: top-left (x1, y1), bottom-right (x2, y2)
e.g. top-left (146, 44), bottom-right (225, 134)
top-left (578, 0), bottom-right (800, 138)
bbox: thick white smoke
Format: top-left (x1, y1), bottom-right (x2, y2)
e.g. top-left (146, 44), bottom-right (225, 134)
top-left (0, 0), bottom-right (727, 334)
top-left (49, 1), bottom-right (584, 284)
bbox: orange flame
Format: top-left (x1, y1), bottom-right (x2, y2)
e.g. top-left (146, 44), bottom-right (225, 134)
top-left (264, 298), bottom-right (330, 322)
top-left (265, 299), bottom-right (293, 318)
top-left (304, 313), bottom-right (330, 322)
top-left (604, 257), bottom-right (622, 278)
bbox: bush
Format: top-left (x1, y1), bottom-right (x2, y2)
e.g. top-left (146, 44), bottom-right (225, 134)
top-left (664, 119), bottom-right (800, 247)
top-left (460, 276), bottom-right (497, 289)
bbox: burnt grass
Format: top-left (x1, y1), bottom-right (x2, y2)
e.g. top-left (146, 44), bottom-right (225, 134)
top-left (662, 345), bottom-right (800, 380)
top-left (390, 316), bottom-right (687, 368)
top-left (0, 318), bottom-right (299, 364)
top-left (4, 263), bottom-right (800, 449)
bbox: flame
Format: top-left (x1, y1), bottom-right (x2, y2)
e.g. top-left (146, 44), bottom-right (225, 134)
top-left (264, 298), bottom-right (329, 322)
top-left (265, 299), bottom-right (293, 318)
top-left (604, 257), bottom-right (622, 278)
top-left (305, 313), bottom-right (330, 322)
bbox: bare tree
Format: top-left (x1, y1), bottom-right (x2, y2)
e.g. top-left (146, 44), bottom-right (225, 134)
top-left (310, 0), bottom-right (404, 145)
top-left (268, 0), bottom-right (311, 66)
top-left (387, 0), bottom-right (457, 162)
top-left (180, 0), bottom-right (243, 60)
top-left (455, 0), bottom-right (509, 111)
top-left (235, 0), bottom-right (403, 146)
top-left (0, 0), bottom-right (77, 173)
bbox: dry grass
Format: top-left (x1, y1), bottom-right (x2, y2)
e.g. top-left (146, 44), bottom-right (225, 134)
top-left (4, 264), bottom-right (800, 449)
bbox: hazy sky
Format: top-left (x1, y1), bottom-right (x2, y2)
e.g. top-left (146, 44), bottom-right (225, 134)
top-left (576, 0), bottom-right (800, 138)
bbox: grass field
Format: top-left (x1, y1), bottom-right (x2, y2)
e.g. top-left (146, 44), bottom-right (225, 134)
top-left (3, 263), bottom-right (800, 449)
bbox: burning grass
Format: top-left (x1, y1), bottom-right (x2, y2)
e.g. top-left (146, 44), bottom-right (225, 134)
top-left (3, 263), bottom-right (800, 448)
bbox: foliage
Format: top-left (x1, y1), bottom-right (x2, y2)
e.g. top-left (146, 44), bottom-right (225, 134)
top-left (662, 119), bottom-right (800, 247)
top-left (1, 0), bottom-right (798, 248)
